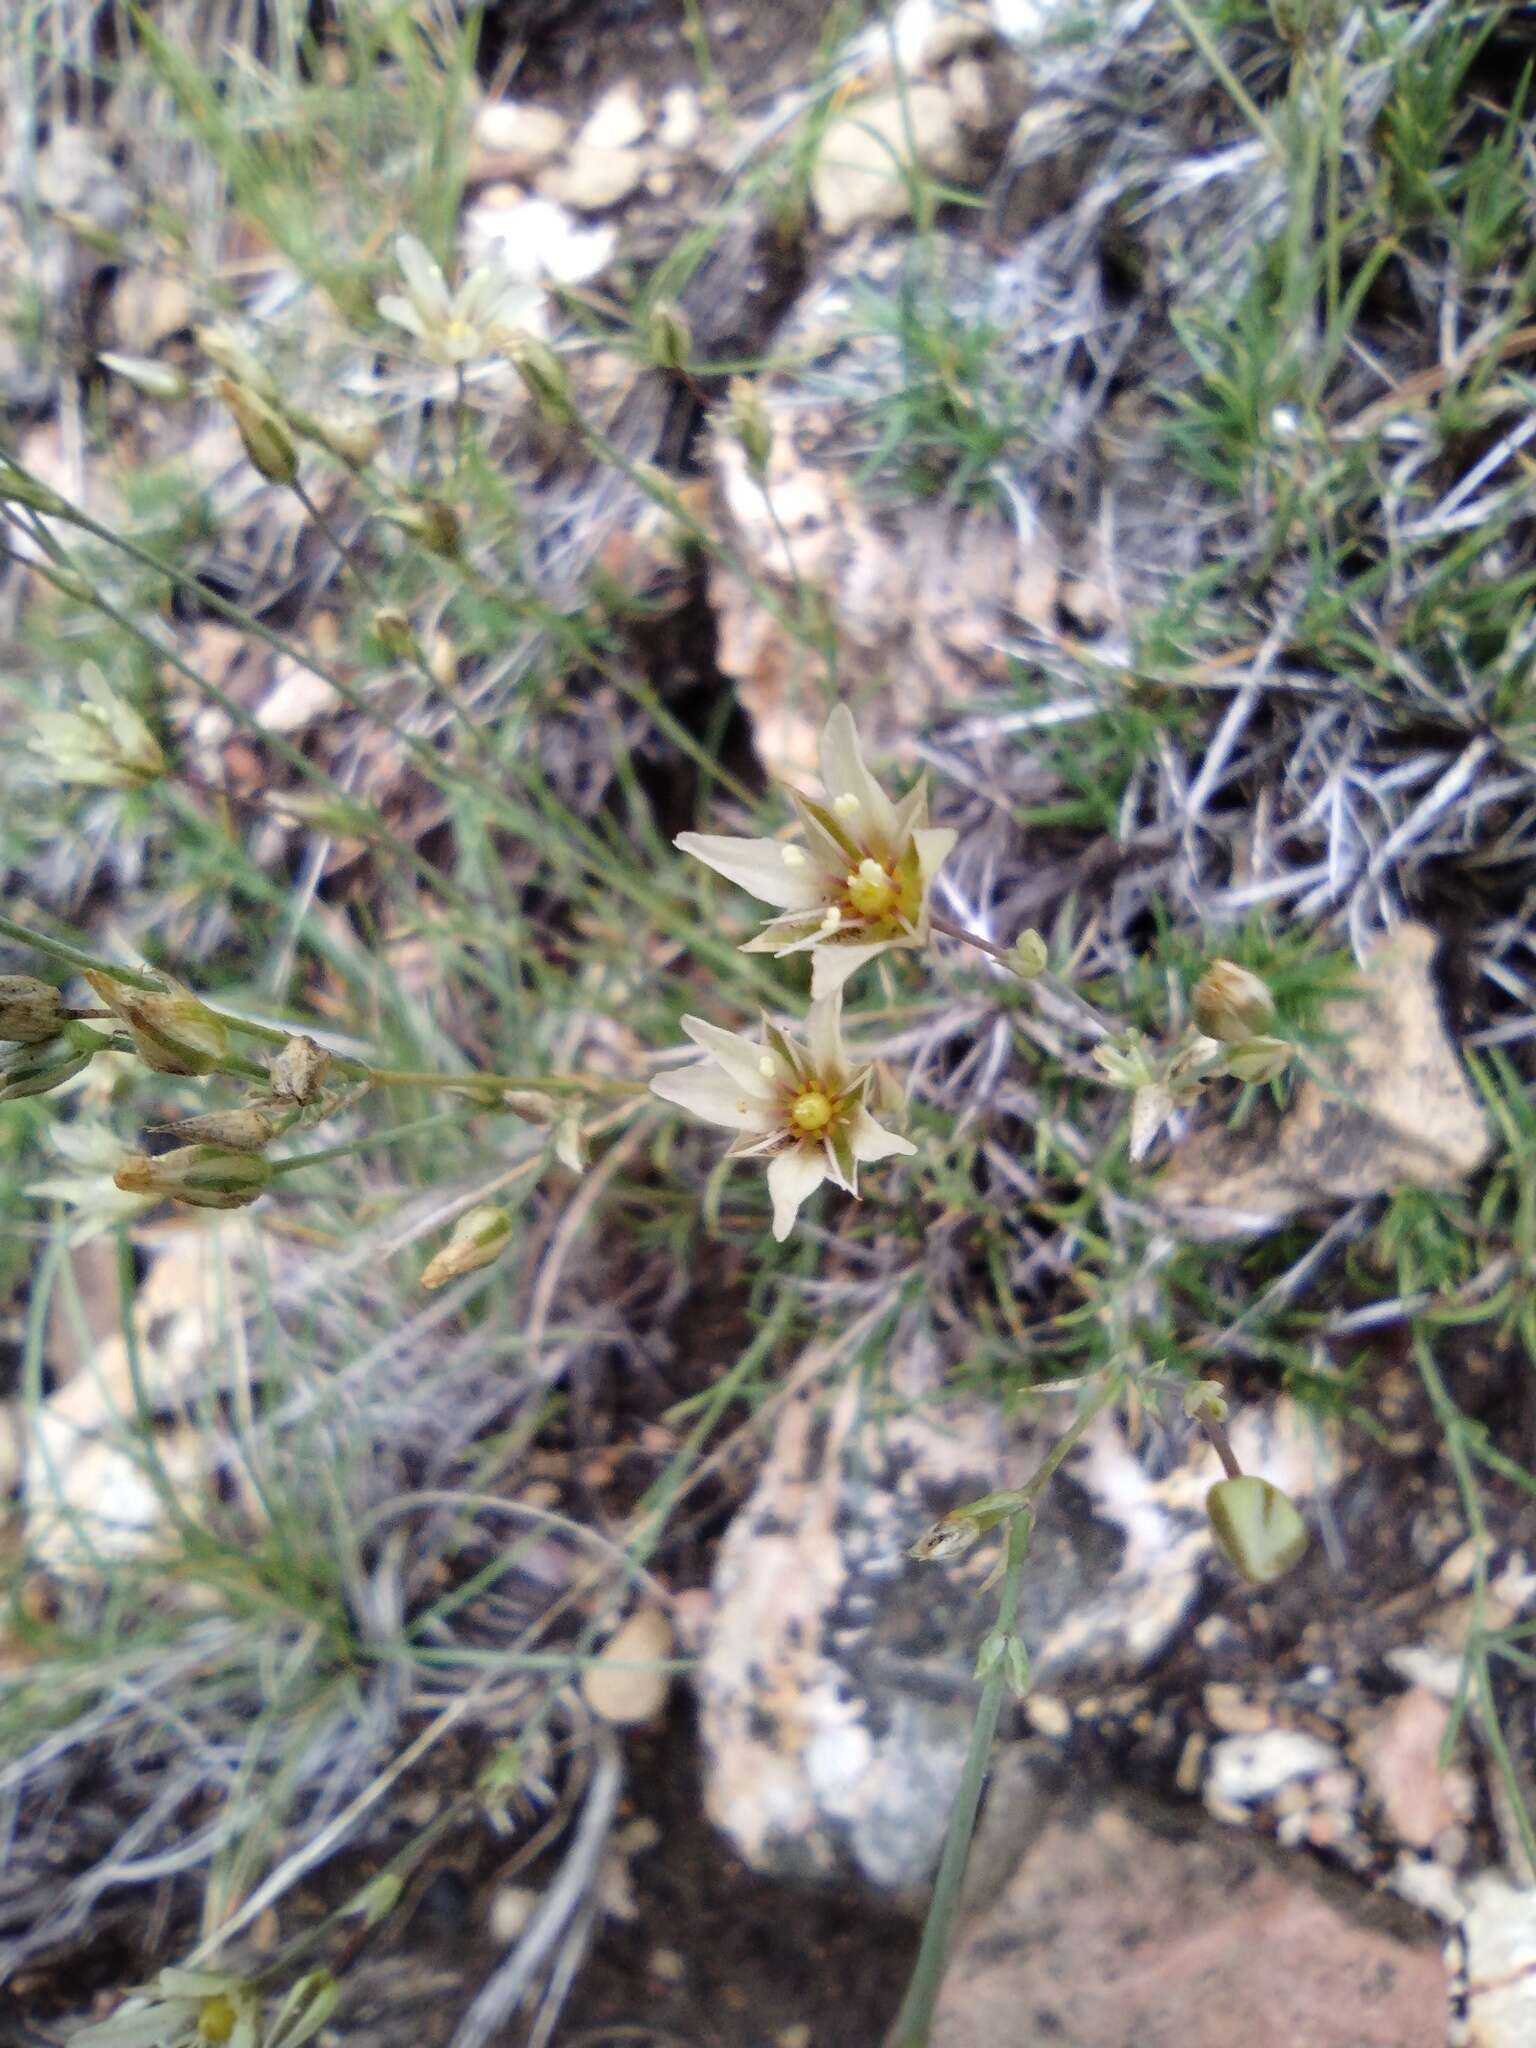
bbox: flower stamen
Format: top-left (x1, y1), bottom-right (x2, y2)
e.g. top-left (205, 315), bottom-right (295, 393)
top-left (846, 858), bottom-right (897, 919)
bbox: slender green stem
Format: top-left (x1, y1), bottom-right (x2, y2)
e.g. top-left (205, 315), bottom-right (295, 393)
top-left (1162, 0), bottom-right (1283, 160)
top-left (889, 1509), bottom-right (1033, 2048)
top-left (892, 1370), bottom-right (1124, 2048)
top-left (268, 1112), bottom-right (467, 1175)
top-left (291, 475), bottom-right (383, 603)
top-left (0, 913), bottom-right (166, 991)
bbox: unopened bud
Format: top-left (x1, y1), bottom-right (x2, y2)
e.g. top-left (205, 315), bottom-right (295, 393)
top-left (266, 1969), bottom-right (339, 2048)
top-left (114, 1145), bottom-right (273, 1210)
top-left (0, 1023), bottom-right (105, 1100)
top-left (645, 301), bottom-right (692, 372)
top-left (1206, 1475), bottom-right (1308, 1586)
top-left (82, 971), bottom-right (229, 1075)
top-left (1224, 1035), bottom-right (1292, 1085)
top-left (1092, 1031), bottom-right (1157, 1091)
top-left (372, 608), bottom-right (419, 662)
top-left (30, 666), bottom-right (165, 790)
top-left (1192, 960), bottom-right (1276, 1044)
top-left (500, 331), bottom-right (574, 424)
top-left (428, 632), bottom-right (458, 691)
top-left (727, 376), bottom-right (772, 479)
top-left (216, 378), bottom-right (298, 485)
top-left (146, 1105), bottom-right (287, 1151)
top-left (0, 461), bottom-right (65, 515)
top-left (0, 975), bottom-right (66, 1044)
top-left (554, 1115), bottom-right (588, 1174)
top-left (344, 1870), bottom-right (404, 1926)
top-left (286, 404), bottom-right (381, 469)
top-left (98, 352), bottom-right (191, 403)
top-left (389, 498), bottom-right (461, 558)
top-left (196, 325), bottom-right (279, 402)
top-left (267, 1035), bottom-right (332, 1105)
top-left (421, 1204), bottom-right (513, 1290)
top-left (1183, 1378), bottom-right (1229, 1423)
top-left (1011, 929), bottom-right (1047, 978)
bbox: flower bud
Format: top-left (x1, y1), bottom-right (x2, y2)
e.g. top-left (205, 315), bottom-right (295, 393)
top-left (501, 331), bottom-right (575, 424)
top-left (266, 1969), bottom-right (339, 2048)
top-left (727, 376), bottom-right (772, 479)
top-left (216, 378), bottom-right (298, 485)
top-left (1183, 1378), bottom-right (1228, 1423)
top-left (1224, 1036), bottom-right (1292, 1085)
top-left (31, 666), bottom-right (165, 790)
top-left (0, 1024), bottom-right (104, 1100)
top-left (196, 324), bottom-right (279, 402)
top-left (372, 608), bottom-right (420, 662)
top-left (0, 461), bottom-right (65, 514)
top-left (1206, 1476), bottom-right (1309, 1586)
top-left (645, 301), bottom-right (692, 372)
top-left (421, 1204), bottom-right (514, 1290)
top-left (1192, 960), bottom-right (1276, 1044)
top-left (286, 404), bottom-right (381, 469)
top-left (268, 1034), bottom-right (332, 1104)
top-left (388, 498), bottom-right (461, 558)
top-left (554, 1116), bottom-right (588, 1174)
top-left (114, 1145), bottom-right (273, 1209)
top-left (0, 975), bottom-right (66, 1043)
top-left (83, 971), bottom-right (229, 1075)
top-left (147, 1105), bottom-right (287, 1151)
top-left (1011, 929), bottom-right (1048, 978)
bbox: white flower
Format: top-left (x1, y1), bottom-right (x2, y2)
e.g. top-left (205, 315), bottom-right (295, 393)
top-left (69, 1967), bottom-right (260, 2048)
top-left (676, 706), bottom-right (957, 998)
top-left (650, 990), bottom-right (916, 1240)
top-left (378, 234), bottom-right (544, 366)
top-left (31, 665), bottom-right (165, 790)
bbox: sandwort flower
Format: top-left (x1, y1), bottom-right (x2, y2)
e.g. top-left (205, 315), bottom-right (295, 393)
top-left (69, 1967), bottom-right (261, 2048)
top-left (676, 706), bottom-right (957, 998)
top-left (651, 990), bottom-right (915, 1240)
top-left (378, 234), bottom-right (543, 366)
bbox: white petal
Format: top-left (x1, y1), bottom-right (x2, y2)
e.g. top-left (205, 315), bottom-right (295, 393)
top-left (890, 777), bottom-right (928, 845)
top-left (650, 1063), bottom-right (770, 1131)
top-left (676, 832), bottom-right (828, 911)
top-left (679, 1015), bottom-right (778, 1096)
top-left (913, 826), bottom-right (957, 882)
top-left (394, 234), bottom-right (451, 322)
top-left (819, 705), bottom-right (898, 849)
top-left (809, 938), bottom-right (893, 999)
top-left (377, 295), bottom-right (429, 340)
top-left (767, 1146), bottom-right (828, 1240)
top-left (805, 990), bottom-right (845, 1084)
top-left (848, 1104), bottom-right (917, 1165)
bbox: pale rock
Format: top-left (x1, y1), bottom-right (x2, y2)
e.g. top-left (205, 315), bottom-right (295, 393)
top-left (1355, 1687), bottom-right (1470, 1849)
top-left (1461, 1874), bottom-right (1536, 2047)
top-left (581, 1606), bottom-right (674, 1725)
top-left (110, 269), bottom-right (193, 353)
top-left (1157, 923), bottom-right (1491, 1239)
top-left (578, 81), bottom-right (647, 153)
top-left (255, 661), bottom-right (344, 733)
top-left (657, 84), bottom-right (702, 153)
top-left (473, 99), bottom-right (569, 175)
top-left (489, 1885), bottom-right (538, 1943)
top-left (544, 145), bottom-right (645, 214)
top-left (463, 195), bottom-right (615, 287)
top-left (810, 83), bottom-right (968, 237)
top-left (1205, 1729), bottom-right (1344, 1809)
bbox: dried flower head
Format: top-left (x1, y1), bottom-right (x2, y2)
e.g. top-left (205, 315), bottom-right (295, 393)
top-left (31, 666), bottom-right (165, 790)
top-left (379, 234), bottom-right (544, 367)
top-left (83, 972), bottom-right (229, 1076)
top-left (1192, 960), bottom-right (1276, 1044)
top-left (651, 990), bottom-right (915, 1240)
top-left (677, 706), bottom-right (957, 998)
top-left (267, 1034), bottom-right (332, 1105)
top-left (0, 974), bottom-right (67, 1044)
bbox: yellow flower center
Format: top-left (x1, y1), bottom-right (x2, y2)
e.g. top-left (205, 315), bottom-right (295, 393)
top-left (845, 858), bottom-right (897, 919)
top-left (198, 1996), bottom-right (239, 2046)
top-left (790, 1089), bottom-right (835, 1134)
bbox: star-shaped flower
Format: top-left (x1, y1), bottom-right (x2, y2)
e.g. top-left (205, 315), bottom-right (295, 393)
top-left (378, 234), bottom-right (544, 366)
top-left (676, 705), bottom-right (958, 997)
top-left (651, 990), bottom-right (916, 1240)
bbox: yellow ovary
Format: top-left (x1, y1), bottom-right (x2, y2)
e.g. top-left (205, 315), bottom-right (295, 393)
top-left (790, 1089), bottom-right (835, 1134)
